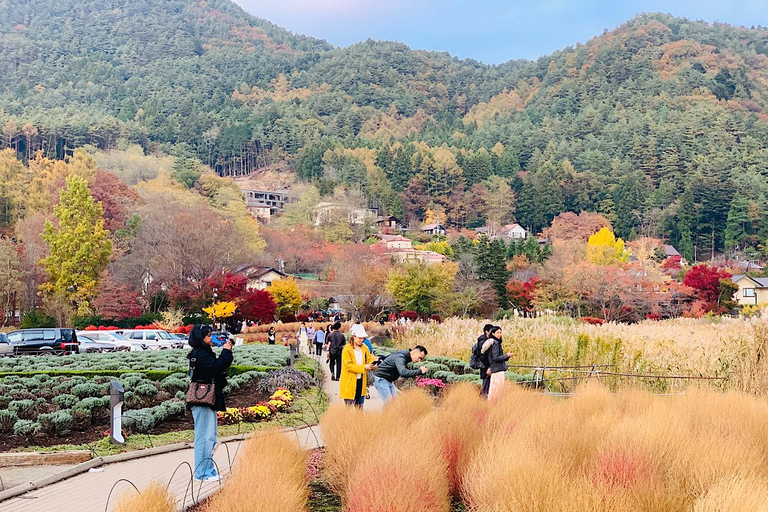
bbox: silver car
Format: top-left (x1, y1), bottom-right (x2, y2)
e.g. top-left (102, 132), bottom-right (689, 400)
top-left (76, 331), bottom-right (145, 351)
top-left (0, 333), bottom-right (12, 357)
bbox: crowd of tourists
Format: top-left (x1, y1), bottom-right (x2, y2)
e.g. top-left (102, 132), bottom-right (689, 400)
top-left (183, 319), bottom-right (513, 482)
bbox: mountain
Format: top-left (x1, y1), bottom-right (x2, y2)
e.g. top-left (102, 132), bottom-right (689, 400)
top-left (2, 1), bottom-right (768, 259)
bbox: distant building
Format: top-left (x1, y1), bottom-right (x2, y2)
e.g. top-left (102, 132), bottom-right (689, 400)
top-left (313, 202), bottom-right (377, 226)
top-left (502, 223), bottom-right (527, 240)
top-left (732, 274), bottom-right (768, 306)
top-left (373, 234), bottom-right (413, 251)
top-left (371, 234), bottom-right (447, 265)
top-left (376, 215), bottom-right (402, 231)
top-left (420, 223), bottom-right (446, 236)
top-left (230, 264), bottom-right (287, 291)
top-left (476, 223), bottom-right (527, 240)
top-left (242, 189), bottom-right (295, 222)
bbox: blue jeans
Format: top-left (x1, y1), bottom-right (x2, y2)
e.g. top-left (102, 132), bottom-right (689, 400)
top-left (373, 376), bottom-right (397, 404)
top-left (191, 405), bottom-right (218, 480)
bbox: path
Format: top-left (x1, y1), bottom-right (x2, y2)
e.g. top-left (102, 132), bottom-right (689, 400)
top-left (0, 344), bottom-right (381, 512)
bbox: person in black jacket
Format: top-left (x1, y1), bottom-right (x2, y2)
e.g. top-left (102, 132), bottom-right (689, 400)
top-left (187, 324), bottom-right (233, 482)
top-left (373, 346), bottom-right (428, 404)
top-left (477, 323), bottom-right (494, 398)
top-left (485, 326), bottom-right (512, 401)
top-left (326, 322), bottom-right (346, 381)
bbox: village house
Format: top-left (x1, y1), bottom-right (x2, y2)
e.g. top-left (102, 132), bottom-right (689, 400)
top-left (230, 264), bottom-right (287, 291)
top-left (475, 223), bottom-right (528, 240)
top-left (375, 215), bottom-right (402, 231)
top-left (420, 223), bottom-right (447, 236)
top-left (371, 234), bottom-right (447, 264)
top-left (503, 223), bottom-right (527, 240)
top-left (732, 274), bottom-right (768, 306)
top-left (313, 202), bottom-right (378, 227)
top-left (241, 189), bottom-right (295, 222)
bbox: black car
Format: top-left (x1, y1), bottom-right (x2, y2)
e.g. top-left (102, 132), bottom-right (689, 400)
top-left (6, 328), bottom-right (80, 355)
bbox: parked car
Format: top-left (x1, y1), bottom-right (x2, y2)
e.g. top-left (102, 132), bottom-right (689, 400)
top-left (76, 335), bottom-right (120, 353)
top-left (6, 328), bottom-right (79, 355)
top-left (76, 331), bottom-right (141, 351)
top-left (169, 332), bottom-right (188, 347)
top-left (0, 333), bottom-right (13, 357)
top-left (121, 329), bottom-right (178, 350)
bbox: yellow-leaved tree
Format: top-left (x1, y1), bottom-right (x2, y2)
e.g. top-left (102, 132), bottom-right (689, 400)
top-left (587, 227), bottom-right (631, 265)
top-left (268, 278), bottom-right (303, 320)
top-left (203, 301), bottom-right (237, 320)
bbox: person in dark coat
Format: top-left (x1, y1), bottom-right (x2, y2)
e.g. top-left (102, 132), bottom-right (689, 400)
top-left (187, 324), bottom-right (233, 481)
top-left (485, 326), bottom-right (512, 401)
top-left (477, 323), bottom-right (494, 398)
top-left (267, 326), bottom-right (276, 345)
top-left (326, 322), bottom-right (347, 381)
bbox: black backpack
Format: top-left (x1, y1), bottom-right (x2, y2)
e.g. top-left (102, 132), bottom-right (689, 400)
top-left (469, 340), bottom-right (484, 370)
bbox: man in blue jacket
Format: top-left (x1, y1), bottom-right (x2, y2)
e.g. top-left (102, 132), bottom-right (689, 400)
top-left (372, 345), bottom-right (428, 404)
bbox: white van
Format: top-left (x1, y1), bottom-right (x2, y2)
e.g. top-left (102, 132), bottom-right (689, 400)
top-left (121, 329), bottom-right (180, 350)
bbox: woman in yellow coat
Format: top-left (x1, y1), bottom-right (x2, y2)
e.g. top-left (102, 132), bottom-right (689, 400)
top-left (339, 324), bottom-right (375, 408)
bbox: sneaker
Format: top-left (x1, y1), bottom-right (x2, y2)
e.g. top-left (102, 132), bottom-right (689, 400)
top-left (201, 475), bottom-right (221, 482)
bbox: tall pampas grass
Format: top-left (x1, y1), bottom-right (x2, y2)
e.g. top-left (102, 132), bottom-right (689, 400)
top-left (202, 430), bottom-right (308, 512)
top-left (112, 482), bottom-right (176, 512)
top-left (395, 316), bottom-right (768, 394)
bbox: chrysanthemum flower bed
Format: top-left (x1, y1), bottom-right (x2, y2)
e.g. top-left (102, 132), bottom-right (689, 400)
top-left (217, 388), bottom-right (293, 425)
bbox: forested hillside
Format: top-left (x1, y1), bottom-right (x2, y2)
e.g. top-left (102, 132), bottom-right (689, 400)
top-left (2, 0), bottom-right (768, 259)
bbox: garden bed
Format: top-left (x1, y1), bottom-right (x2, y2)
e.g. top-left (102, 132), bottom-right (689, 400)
top-left (0, 379), bottom-right (270, 451)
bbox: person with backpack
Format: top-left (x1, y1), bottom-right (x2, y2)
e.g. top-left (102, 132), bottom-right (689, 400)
top-left (484, 326), bottom-right (512, 400)
top-left (469, 324), bottom-right (494, 398)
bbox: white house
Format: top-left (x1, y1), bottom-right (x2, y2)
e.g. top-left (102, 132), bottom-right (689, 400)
top-left (502, 223), bottom-right (527, 240)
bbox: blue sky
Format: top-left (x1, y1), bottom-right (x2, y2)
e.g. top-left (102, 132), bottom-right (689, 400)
top-left (232, 0), bottom-right (768, 64)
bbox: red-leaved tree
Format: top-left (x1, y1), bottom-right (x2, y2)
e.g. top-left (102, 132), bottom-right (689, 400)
top-left (682, 264), bottom-right (734, 313)
top-left (506, 277), bottom-right (537, 312)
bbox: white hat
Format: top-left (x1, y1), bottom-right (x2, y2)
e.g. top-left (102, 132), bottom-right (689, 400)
top-left (349, 324), bottom-right (368, 339)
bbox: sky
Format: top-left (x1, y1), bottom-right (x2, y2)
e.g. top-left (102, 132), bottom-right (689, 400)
top-left (232, 0), bottom-right (768, 64)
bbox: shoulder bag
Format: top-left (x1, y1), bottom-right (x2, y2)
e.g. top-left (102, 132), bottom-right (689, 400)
top-left (186, 356), bottom-right (216, 407)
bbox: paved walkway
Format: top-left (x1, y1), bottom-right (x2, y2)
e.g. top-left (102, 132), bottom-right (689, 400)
top-left (0, 346), bottom-right (381, 512)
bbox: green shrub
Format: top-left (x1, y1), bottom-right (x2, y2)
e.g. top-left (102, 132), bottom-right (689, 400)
top-left (20, 309), bottom-right (56, 328)
top-left (159, 376), bottom-right (188, 393)
top-left (73, 396), bottom-right (109, 412)
top-left (123, 410), bottom-right (155, 433)
top-left (38, 410), bottom-right (74, 435)
top-left (134, 383), bottom-right (159, 397)
top-left (8, 399), bottom-right (36, 419)
top-left (13, 419), bottom-right (41, 438)
top-left (0, 409), bottom-right (18, 433)
top-left (71, 382), bottom-right (103, 399)
top-left (174, 391), bottom-right (186, 400)
top-left (52, 394), bottom-right (78, 409)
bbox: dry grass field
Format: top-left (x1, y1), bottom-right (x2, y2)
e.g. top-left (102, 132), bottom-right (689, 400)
top-left (394, 316), bottom-right (768, 394)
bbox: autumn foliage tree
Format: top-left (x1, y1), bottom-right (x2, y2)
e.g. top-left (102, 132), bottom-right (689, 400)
top-left (387, 261), bottom-right (458, 316)
top-left (269, 278), bottom-right (303, 321)
top-left (587, 227), bottom-right (631, 265)
top-left (505, 277), bottom-right (537, 312)
top-left (41, 175), bottom-right (113, 316)
top-left (682, 264), bottom-right (736, 313)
